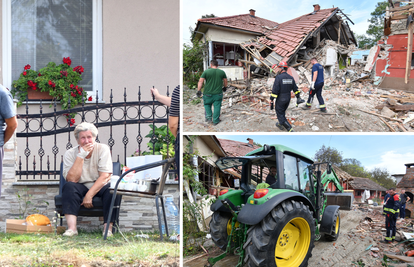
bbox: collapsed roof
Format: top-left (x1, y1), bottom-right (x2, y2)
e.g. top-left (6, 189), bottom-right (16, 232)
top-left (241, 5), bottom-right (357, 69)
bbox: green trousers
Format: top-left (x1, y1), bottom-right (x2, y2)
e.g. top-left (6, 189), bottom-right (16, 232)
top-left (203, 93), bottom-right (223, 124)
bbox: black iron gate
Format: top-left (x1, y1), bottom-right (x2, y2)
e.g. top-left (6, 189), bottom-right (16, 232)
top-left (15, 87), bottom-right (174, 181)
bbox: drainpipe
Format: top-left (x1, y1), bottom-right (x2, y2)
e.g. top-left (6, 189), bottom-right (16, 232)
top-left (194, 30), bottom-right (209, 71)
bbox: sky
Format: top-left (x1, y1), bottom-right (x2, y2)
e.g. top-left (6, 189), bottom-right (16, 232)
top-left (215, 134), bottom-right (414, 175)
top-left (182, 0), bottom-right (379, 44)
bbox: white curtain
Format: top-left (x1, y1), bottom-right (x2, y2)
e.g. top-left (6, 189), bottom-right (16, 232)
top-left (11, 0), bottom-right (93, 91)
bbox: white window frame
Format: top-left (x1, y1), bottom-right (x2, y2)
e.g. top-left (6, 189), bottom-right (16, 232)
top-left (2, 0), bottom-right (103, 100)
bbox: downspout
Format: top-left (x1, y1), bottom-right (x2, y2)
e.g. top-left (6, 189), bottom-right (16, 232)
top-left (194, 30), bottom-right (209, 71)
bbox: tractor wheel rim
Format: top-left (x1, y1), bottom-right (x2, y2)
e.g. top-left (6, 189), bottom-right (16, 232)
top-left (226, 218), bottom-right (239, 236)
top-left (275, 217), bottom-right (311, 267)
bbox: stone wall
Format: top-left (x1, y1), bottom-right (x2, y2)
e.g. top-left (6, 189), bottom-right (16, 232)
top-left (0, 121), bottom-right (179, 232)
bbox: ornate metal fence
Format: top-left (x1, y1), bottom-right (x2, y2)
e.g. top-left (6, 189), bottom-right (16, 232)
top-left (15, 87), bottom-right (173, 181)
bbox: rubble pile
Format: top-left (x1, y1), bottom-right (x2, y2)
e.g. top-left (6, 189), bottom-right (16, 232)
top-left (191, 40), bottom-right (414, 132)
top-left (348, 206), bottom-right (414, 266)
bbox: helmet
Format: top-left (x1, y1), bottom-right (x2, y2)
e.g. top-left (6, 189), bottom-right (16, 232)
top-left (278, 61), bottom-right (288, 68)
top-left (26, 214), bottom-right (51, 226)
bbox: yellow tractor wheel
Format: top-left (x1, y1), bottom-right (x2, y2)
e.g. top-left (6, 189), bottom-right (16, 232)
top-left (244, 199), bottom-right (315, 267)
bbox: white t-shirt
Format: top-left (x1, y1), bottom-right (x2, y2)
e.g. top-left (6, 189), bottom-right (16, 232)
top-left (62, 142), bottom-right (112, 189)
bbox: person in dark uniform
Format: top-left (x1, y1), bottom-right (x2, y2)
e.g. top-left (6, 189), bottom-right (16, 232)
top-left (270, 61), bottom-right (305, 132)
top-left (382, 188), bottom-right (400, 243)
top-left (302, 57), bottom-right (326, 112)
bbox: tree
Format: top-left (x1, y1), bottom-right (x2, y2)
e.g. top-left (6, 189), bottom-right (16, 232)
top-left (314, 145), bottom-right (343, 165)
top-left (340, 158), bottom-right (370, 178)
top-left (183, 39), bottom-right (208, 89)
top-left (369, 167), bottom-right (396, 189)
top-left (356, 34), bottom-right (373, 49)
top-left (357, 1), bottom-right (388, 48)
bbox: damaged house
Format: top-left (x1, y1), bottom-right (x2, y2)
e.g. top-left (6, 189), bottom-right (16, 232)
top-left (372, 1), bottom-right (414, 92)
top-left (192, 4), bottom-right (357, 80)
top-left (396, 163), bottom-right (414, 218)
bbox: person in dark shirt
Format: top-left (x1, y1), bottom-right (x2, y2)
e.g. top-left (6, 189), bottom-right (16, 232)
top-left (270, 61), bottom-right (305, 132)
top-left (266, 166), bottom-right (277, 185)
top-left (399, 189), bottom-right (410, 220)
top-left (302, 58), bottom-right (326, 112)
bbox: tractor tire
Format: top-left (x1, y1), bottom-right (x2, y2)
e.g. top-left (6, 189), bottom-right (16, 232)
top-left (243, 199), bottom-right (315, 267)
top-left (209, 212), bottom-right (233, 251)
top-left (325, 209), bottom-right (340, 241)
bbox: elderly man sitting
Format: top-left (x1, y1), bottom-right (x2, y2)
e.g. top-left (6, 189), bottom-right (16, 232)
top-left (62, 122), bottom-right (115, 237)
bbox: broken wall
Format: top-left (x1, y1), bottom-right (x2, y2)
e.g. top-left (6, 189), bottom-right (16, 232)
top-left (376, 35), bottom-right (414, 92)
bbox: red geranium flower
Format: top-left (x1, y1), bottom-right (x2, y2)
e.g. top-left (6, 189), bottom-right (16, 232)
top-left (73, 66), bottom-right (84, 74)
top-left (23, 71), bottom-right (27, 76)
top-left (63, 57), bottom-right (71, 66)
top-left (24, 64), bottom-right (31, 70)
top-left (88, 96), bottom-right (92, 101)
top-left (70, 84), bottom-right (74, 89)
top-left (71, 92), bottom-right (76, 97)
top-left (38, 73), bottom-right (42, 76)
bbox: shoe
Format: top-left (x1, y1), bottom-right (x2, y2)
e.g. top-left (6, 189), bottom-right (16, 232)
top-left (205, 118), bottom-right (212, 123)
top-left (62, 229), bottom-right (78, 237)
top-left (103, 230), bottom-right (113, 237)
top-left (302, 106), bottom-right (311, 110)
top-left (213, 119), bottom-right (221, 125)
top-left (379, 240), bottom-right (392, 244)
top-left (275, 122), bottom-right (284, 130)
top-left (320, 109), bottom-right (327, 113)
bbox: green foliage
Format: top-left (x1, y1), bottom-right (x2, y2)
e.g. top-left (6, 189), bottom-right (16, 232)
top-left (314, 145), bottom-right (343, 165)
top-left (183, 136), bottom-right (215, 255)
top-left (11, 57), bottom-right (89, 110)
top-left (183, 39), bottom-right (208, 89)
top-left (142, 125), bottom-right (175, 159)
top-left (369, 167), bottom-right (396, 189)
top-left (253, 142), bottom-right (262, 147)
top-left (357, 1), bottom-right (388, 48)
top-left (183, 200), bottom-right (208, 256)
top-left (340, 158), bottom-right (371, 178)
top-left (356, 34), bottom-right (375, 49)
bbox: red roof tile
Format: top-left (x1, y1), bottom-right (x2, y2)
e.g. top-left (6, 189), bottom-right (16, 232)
top-left (218, 138), bottom-right (260, 157)
top-left (257, 8), bottom-right (338, 61)
top-left (197, 14), bottom-right (279, 34)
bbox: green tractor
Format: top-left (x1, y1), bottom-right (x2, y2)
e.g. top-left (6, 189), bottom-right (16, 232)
top-left (208, 144), bottom-right (353, 267)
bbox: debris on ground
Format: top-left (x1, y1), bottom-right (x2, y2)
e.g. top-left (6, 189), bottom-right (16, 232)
top-left (184, 204), bottom-right (414, 267)
top-left (184, 39), bottom-right (414, 132)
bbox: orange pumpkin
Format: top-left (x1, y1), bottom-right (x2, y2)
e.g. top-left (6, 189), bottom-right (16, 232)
top-left (26, 214), bottom-right (50, 226)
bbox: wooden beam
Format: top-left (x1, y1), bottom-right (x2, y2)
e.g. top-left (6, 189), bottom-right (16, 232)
top-left (405, 12), bottom-right (413, 84)
top-left (337, 20), bottom-right (342, 45)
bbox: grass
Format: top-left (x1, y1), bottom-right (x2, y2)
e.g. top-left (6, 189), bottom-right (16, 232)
top-left (0, 229), bottom-right (179, 267)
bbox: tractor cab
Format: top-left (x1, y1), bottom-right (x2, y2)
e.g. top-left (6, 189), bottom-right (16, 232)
top-left (215, 144), bottom-right (316, 206)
